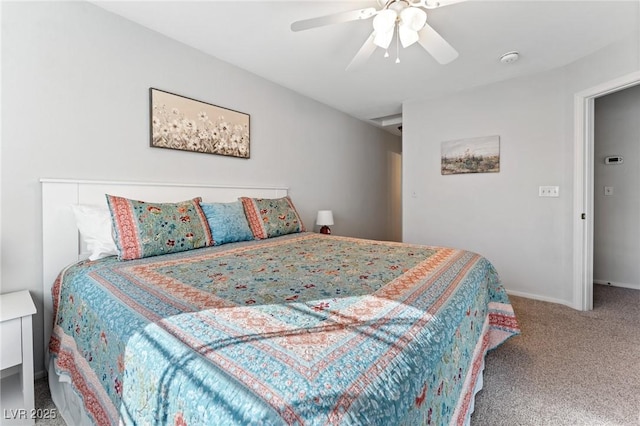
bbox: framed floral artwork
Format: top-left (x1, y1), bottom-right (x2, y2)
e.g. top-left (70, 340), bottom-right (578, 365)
top-left (149, 88), bottom-right (250, 158)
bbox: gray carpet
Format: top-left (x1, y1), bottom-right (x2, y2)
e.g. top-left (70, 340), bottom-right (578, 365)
top-left (34, 285), bottom-right (639, 425)
top-left (471, 285), bottom-right (640, 425)
top-left (33, 377), bottom-right (65, 426)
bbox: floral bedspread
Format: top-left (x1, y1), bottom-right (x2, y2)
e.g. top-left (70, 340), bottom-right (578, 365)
top-left (49, 233), bottom-right (519, 425)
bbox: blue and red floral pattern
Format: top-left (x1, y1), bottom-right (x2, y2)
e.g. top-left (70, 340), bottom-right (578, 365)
top-left (240, 196), bottom-right (305, 239)
top-left (49, 233), bottom-right (518, 425)
top-left (106, 195), bottom-right (213, 260)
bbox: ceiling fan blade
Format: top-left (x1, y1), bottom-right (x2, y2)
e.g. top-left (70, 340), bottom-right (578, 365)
top-left (291, 7), bottom-right (377, 32)
top-left (417, 23), bottom-right (459, 64)
top-left (346, 32), bottom-right (377, 71)
top-left (410, 0), bottom-right (467, 9)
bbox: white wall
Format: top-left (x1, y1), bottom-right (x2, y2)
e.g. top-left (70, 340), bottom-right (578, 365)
top-left (403, 31), bottom-right (639, 306)
top-left (593, 84), bottom-right (640, 289)
top-left (0, 1), bottom-right (401, 374)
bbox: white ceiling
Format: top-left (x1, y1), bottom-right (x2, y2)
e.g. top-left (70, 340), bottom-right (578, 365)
top-left (92, 0), bottom-right (639, 134)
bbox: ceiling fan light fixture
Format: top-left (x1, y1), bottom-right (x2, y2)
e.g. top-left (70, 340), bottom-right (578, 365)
top-left (398, 25), bottom-right (419, 48)
top-left (291, 0), bottom-right (458, 70)
top-left (400, 7), bottom-right (427, 31)
top-left (374, 30), bottom-right (395, 49)
top-left (373, 9), bottom-right (397, 32)
top-left (372, 9), bottom-right (397, 48)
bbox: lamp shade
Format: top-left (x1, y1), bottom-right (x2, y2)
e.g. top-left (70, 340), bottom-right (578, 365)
top-left (316, 210), bottom-right (334, 226)
top-left (399, 7), bottom-right (426, 48)
top-left (372, 9), bottom-right (397, 49)
top-left (400, 7), bottom-right (427, 32)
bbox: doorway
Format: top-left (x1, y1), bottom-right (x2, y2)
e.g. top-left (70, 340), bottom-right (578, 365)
top-left (593, 86), bottom-right (640, 292)
top-left (573, 70), bottom-right (640, 311)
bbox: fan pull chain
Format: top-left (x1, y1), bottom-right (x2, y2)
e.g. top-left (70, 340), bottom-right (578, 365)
top-left (395, 24), bottom-right (400, 63)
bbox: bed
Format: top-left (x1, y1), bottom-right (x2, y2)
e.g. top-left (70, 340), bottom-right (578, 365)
top-left (41, 179), bottom-right (519, 426)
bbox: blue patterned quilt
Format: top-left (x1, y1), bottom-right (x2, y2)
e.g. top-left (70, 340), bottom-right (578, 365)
top-left (49, 233), bottom-right (519, 425)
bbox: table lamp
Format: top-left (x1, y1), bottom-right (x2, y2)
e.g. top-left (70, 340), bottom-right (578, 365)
top-left (316, 210), bottom-right (334, 234)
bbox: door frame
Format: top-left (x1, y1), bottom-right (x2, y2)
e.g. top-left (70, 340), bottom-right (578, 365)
top-left (573, 70), bottom-right (640, 310)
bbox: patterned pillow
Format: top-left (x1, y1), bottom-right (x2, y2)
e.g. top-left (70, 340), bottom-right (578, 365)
top-left (240, 196), bottom-right (305, 239)
top-left (199, 201), bottom-right (254, 245)
top-left (106, 195), bottom-right (213, 260)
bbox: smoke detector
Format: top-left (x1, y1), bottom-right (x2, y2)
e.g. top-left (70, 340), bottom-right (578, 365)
top-left (500, 51), bottom-right (519, 64)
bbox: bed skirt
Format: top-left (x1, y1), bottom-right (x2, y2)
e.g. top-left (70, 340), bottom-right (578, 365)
top-left (48, 358), bottom-right (92, 426)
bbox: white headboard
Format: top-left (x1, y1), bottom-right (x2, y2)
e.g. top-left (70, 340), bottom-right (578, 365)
top-left (40, 178), bottom-right (288, 365)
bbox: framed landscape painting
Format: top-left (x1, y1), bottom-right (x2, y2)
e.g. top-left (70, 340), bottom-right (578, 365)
top-left (150, 88), bottom-right (250, 158)
top-left (441, 135), bottom-right (500, 175)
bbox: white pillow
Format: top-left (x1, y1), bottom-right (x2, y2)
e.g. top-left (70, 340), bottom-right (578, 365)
top-left (70, 204), bottom-right (118, 261)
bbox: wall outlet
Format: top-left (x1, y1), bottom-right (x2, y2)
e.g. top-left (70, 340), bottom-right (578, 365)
top-left (539, 186), bottom-right (560, 197)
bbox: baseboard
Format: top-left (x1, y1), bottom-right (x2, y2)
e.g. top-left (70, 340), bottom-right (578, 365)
top-left (505, 290), bottom-right (573, 308)
top-left (593, 279), bottom-right (640, 291)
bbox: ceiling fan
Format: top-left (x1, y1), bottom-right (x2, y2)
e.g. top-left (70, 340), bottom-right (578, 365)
top-left (291, 0), bottom-right (462, 70)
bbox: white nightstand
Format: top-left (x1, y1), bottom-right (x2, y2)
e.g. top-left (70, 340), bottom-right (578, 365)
top-left (0, 290), bottom-right (37, 425)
